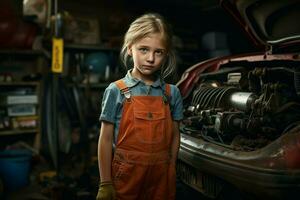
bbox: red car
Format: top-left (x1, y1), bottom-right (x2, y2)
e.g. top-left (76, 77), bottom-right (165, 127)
top-left (176, 0), bottom-right (300, 199)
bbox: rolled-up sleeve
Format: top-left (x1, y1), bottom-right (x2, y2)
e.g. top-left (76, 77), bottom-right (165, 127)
top-left (99, 83), bottom-right (120, 124)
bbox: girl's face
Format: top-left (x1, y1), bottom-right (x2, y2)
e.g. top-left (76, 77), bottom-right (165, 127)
top-left (128, 33), bottom-right (167, 81)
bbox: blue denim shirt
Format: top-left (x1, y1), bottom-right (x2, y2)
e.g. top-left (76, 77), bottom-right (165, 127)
top-left (99, 70), bottom-right (183, 143)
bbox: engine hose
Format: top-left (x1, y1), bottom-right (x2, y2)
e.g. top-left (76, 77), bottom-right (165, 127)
top-left (192, 87), bottom-right (238, 110)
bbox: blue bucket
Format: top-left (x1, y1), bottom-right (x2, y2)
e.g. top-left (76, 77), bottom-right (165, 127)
top-left (0, 149), bottom-right (32, 192)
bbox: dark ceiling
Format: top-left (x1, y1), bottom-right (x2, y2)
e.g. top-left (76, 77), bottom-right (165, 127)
top-left (59, 0), bottom-right (255, 53)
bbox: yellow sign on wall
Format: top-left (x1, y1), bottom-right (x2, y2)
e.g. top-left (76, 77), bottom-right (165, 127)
top-left (51, 38), bottom-right (64, 73)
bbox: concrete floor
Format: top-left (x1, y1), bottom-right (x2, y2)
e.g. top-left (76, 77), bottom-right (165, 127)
top-left (5, 179), bottom-right (209, 200)
top-left (176, 179), bottom-right (209, 200)
top-left (1, 152), bottom-right (210, 200)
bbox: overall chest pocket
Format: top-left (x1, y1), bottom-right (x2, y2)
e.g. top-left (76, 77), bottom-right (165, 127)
top-left (134, 110), bottom-right (166, 144)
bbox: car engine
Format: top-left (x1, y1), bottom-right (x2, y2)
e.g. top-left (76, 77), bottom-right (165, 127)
top-left (182, 63), bottom-right (300, 151)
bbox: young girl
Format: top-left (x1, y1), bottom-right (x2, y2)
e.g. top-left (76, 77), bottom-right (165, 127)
top-left (97, 13), bottom-right (183, 200)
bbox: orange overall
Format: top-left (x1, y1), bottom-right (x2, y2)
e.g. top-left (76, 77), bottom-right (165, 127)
top-left (112, 79), bottom-right (176, 200)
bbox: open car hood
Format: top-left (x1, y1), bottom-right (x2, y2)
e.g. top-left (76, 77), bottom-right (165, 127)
top-left (220, 0), bottom-right (300, 50)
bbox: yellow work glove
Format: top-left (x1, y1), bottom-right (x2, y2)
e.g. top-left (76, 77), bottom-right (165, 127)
top-left (96, 181), bottom-right (116, 200)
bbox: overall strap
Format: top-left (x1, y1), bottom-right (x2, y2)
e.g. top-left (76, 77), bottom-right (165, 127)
top-left (163, 84), bottom-right (171, 104)
top-left (165, 84), bottom-right (171, 97)
top-left (115, 79), bottom-right (131, 99)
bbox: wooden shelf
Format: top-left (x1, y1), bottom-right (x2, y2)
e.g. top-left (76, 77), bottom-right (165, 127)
top-left (64, 44), bottom-right (119, 52)
top-left (0, 129), bottom-right (38, 136)
top-left (0, 49), bottom-right (46, 56)
top-left (0, 82), bottom-right (40, 86)
top-left (68, 83), bottom-right (109, 89)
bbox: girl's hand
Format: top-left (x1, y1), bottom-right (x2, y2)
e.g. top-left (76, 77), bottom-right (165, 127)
top-left (96, 181), bottom-right (116, 200)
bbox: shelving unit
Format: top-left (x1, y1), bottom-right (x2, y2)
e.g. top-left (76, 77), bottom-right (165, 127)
top-left (0, 82), bottom-right (43, 152)
top-left (0, 47), bottom-right (50, 174)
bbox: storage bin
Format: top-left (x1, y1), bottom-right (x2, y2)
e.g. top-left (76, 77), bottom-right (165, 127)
top-left (0, 149), bottom-right (32, 192)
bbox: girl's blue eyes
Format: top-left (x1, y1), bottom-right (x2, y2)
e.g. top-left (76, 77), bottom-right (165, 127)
top-left (138, 48), bottom-right (164, 56)
top-left (155, 50), bottom-right (164, 56)
top-left (139, 48), bottom-right (148, 53)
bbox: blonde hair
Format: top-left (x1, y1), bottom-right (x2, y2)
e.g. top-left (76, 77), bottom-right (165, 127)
top-left (120, 13), bottom-right (176, 79)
